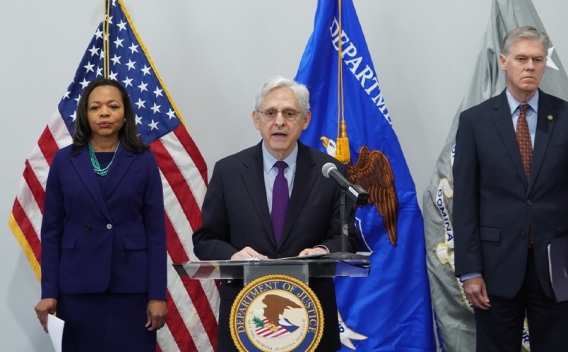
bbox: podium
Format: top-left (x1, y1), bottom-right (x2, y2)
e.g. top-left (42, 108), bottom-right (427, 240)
top-left (173, 256), bottom-right (370, 284)
top-left (173, 257), bottom-right (369, 352)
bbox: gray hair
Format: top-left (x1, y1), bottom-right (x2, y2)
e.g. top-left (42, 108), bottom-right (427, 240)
top-left (254, 76), bottom-right (310, 116)
top-left (501, 26), bottom-right (550, 57)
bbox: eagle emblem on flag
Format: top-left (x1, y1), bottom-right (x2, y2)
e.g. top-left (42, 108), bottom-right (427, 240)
top-left (322, 138), bottom-right (398, 246)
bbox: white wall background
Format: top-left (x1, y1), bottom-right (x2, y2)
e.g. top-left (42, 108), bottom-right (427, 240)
top-left (1, 1), bottom-right (566, 350)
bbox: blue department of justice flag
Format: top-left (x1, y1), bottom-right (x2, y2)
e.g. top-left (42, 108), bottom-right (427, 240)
top-left (295, 0), bottom-right (435, 351)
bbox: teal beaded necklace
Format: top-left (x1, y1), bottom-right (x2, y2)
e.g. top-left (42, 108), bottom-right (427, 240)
top-left (87, 141), bottom-right (120, 177)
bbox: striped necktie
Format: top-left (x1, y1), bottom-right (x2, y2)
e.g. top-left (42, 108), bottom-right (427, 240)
top-left (516, 104), bottom-right (532, 181)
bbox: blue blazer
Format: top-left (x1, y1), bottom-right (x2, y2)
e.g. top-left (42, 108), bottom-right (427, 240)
top-left (40, 143), bottom-right (167, 301)
top-left (193, 141), bottom-right (358, 351)
top-left (454, 89), bottom-right (568, 299)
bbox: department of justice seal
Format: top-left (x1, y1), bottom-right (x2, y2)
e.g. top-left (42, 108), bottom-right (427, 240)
top-left (230, 274), bottom-right (324, 352)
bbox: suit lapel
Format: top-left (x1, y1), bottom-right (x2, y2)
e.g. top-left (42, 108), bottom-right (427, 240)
top-left (279, 142), bottom-right (317, 247)
top-left (71, 146), bottom-right (112, 221)
top-left (103, 143), bottom-right (135, 200)
top-left (241, 143), bottom-right (274, 244)
top-left (491, 91), bottom-right (529, 187)
top-left (528, 90), bottom-right (557, 194)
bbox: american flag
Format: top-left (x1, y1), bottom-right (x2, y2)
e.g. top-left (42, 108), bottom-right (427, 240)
top-left (7, 0), bottom-right (219, 351)
top-left (254, 318), bottom-right (295, 338)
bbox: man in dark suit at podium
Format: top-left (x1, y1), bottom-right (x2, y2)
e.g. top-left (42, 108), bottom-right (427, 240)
top-left (193, 76), bottom-right (358, 351)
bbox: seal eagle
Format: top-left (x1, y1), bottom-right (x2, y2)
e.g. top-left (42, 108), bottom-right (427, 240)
top-left (262, 294), bottom-right (301, 331)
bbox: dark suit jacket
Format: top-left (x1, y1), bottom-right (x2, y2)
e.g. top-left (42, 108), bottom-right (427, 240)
top-left (193, 141), bottom-right (358, 351)
top-left (454, 89), bottom-right (568, 299)
top-left (41, 143), bottom-right (167, 301)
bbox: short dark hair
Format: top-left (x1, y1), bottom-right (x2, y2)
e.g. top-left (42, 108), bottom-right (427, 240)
top-left (72, 78), bottom-right (149, 153)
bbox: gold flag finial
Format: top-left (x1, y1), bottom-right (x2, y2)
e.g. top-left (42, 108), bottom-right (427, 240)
top-left (336, 120), bottom-right (351, 163)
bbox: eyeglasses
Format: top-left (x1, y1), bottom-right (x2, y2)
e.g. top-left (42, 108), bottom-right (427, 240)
top-left (257, 108), bottom-right (302, 121)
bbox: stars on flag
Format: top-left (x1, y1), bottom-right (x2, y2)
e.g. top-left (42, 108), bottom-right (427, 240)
top-left (56, 10), bottom-right (179, 143)
top-left (141, 65), bottom-right (151, 76)
top-left (138, 82), bottom-right (148, 92)
top-left (148, 119), bottom-right (159, 130)
top-left (89, 45), bottom-right (99, 57)
top-left (84, 62), bottom-right (95, 73)
top-left (114, 37), bottom-right (124, 48)
top-left (117, 20), bottom-right (127, 31)
top-left (111, 54), bottom-right (121, 65)
top-left (547, 47), bottom-right (559, 70)
top-left (122, 77), bottom-right (133, 87)
top-left (135, 98), bottom-right (146, 109)
top-left (126, 59), bottom-right (136, 70)
top-left (129, 43), bottom-right (138, 54)
top-left (79, 79), bottom-right (90, 89)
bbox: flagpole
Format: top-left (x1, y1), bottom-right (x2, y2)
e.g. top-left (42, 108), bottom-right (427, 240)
top-left (337, 0), bottom-right (343, 140)
top-left (323, 0), bottom-right (366, 261)
top-left (102, 0), bottom-right (111, 79)
top-left (335, 0), bottom-right (351, 164)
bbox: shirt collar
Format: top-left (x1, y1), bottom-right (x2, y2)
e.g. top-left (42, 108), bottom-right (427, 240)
top-left (506, 88), bottom-right (539, 115)
top-left (262, 142), bottom-right (298, 174)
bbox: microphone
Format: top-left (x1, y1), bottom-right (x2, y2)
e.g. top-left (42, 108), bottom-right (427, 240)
top-left (322, 162), bottom-right (369, 205)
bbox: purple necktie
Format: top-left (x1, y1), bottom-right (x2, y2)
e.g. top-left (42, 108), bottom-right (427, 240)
top-left (271, 161), bottom-right (289, 245)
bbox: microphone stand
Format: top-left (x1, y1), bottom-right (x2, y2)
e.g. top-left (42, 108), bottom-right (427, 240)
top-left (324, 191), bottom-right (369, 262)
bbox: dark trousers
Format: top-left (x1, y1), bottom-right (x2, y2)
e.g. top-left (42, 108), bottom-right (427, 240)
top-left (474, 249), bottom-right (568, 352)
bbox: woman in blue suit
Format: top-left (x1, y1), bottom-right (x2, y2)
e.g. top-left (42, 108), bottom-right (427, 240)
top-left (34, 78), bottom-right (168, 351)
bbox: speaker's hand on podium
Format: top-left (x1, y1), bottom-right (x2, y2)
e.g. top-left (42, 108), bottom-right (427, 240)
top-left (298, 247), bottom-right (328, 257)
top-left (231, 246), bottom-right (268, 260)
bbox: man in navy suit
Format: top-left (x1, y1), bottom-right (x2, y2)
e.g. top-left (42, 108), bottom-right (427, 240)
top-left (193, 76), bottom-right (358, 351)
top-left (454, 26), bottom-right (568, 351)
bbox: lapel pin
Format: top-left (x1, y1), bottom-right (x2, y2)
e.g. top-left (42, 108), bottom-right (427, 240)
top-left (547, 115), bottom-right (554, 120)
